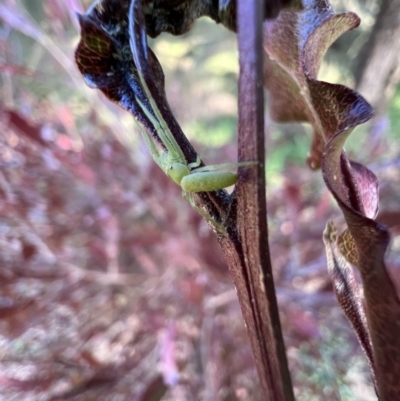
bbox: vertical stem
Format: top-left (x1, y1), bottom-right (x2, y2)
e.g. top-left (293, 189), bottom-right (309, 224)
top-left (235, 0), bottom-right (294, 399)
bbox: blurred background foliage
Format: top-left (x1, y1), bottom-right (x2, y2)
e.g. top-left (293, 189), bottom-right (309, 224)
top-left (0, 0), bottom-right (399, 400)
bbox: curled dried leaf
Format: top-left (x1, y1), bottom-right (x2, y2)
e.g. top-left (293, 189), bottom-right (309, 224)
top-left (323, 221), bottom-right (376, 389)
top-left (263, 0), bottom-right (400, 397)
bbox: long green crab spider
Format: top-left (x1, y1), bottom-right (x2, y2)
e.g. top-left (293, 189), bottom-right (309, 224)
top-left (129, 0), bottom-right (255, 230)
top-left (136, 97), bottom-right (255, 230)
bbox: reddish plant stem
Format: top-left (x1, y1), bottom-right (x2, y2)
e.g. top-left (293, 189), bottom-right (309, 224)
top-left (218, 0), bottom-right (294, 399)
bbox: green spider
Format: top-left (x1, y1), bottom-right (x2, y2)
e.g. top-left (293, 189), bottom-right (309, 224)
top-left (129, 0), bottom-right (255, 230)
top-left (136, 96), bottom-right (255, 230)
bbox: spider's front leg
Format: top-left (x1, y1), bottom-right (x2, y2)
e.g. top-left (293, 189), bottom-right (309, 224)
top-left (187, 155), bottom-right (201, 170)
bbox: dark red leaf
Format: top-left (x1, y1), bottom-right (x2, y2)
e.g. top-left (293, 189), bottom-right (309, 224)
top-left (263, 1), bottom-right (367, 169)
top-left (74, 5), bottom-right (163, 148)
top-left (263, 0), bottom-right (400, 397)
